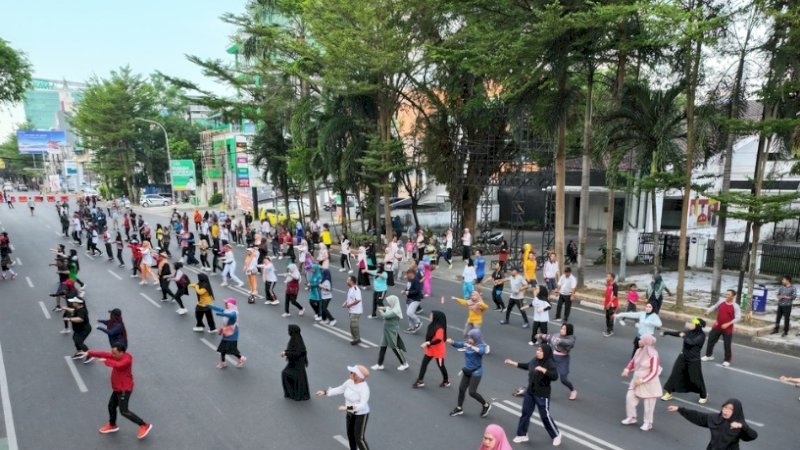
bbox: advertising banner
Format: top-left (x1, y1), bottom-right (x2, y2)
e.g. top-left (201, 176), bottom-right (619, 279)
top-left (170, 160), bottom-right (196, 191)
top-left (236, 155), bottom-right (250, 188)
top-left (16, 130), bottom-right (66, 155)
top-left (48, 175), bottom-right (61, 192)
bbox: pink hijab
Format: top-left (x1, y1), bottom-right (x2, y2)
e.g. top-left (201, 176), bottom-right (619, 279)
top-left (479, 424), bottom-right (512, 450)
top-left (634, 334), bottom-right (658, 367)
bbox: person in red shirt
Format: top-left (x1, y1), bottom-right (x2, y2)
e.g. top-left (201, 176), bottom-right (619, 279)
top-left (413, 310), bottom-right (450, 388)
top-left (603, 273), bottom-right (619, 337)
top-left (701, 289), bottom-right (741, 367)
top-left (81, 343), bottom-right (153, 440)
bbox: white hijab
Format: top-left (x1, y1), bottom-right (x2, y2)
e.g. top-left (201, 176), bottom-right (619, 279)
top-left (385, 295), bottom-right (403, 319)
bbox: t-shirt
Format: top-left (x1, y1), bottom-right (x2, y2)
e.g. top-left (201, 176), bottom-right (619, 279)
top-left (475, 256), bottom-right (486, 278)
top-left (523, 259), bottom-right (537, 281)
top-left (346, 286), bottom-right (363, 314)
top-left (543, 261), bottom-right (559, 279)
top-left (558, 275), bottom-right (576, 296)
top-left (509, 274), bottom-right (527, 299)
top-left (71, 307), bottom-right (90, 335)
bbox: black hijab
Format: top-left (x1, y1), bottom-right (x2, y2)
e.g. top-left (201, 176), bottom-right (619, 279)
top-left (287, 324), bottom-right (308, 367)
top-left (710, 399), bottom-right (746, 429)
top-left (426, 310), bottom-right (447, 342)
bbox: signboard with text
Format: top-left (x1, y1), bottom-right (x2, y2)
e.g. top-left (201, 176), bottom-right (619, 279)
top-left (170, 159), bottom-right (196, 191)
top-left (16, 130), bottom-right (66, 155)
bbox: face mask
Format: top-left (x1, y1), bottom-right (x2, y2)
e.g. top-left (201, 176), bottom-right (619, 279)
top-left (684, 322), bottom-right (694, 330)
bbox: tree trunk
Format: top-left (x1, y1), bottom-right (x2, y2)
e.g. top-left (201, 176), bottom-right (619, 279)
top-left (308, 181), bottom-right (318, 221)
top-left (735, 222), bottom-right (751, 306)
top-left (339, 188), bottom-right (349, 235)
top-left (651, 188), bottom-right (660, 271)
top-left (555, 119), bottom-right (566, 268)
top-left (606, 188), bottom-right (615, 274)
top-left (410, 195), bottom-right (420, 230)
top-left (576, 66), bottom-right (594, 288)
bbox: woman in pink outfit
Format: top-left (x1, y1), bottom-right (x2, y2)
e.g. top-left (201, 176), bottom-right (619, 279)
top-left (620, 334), bottom-right (662, 431)
top-left (479, 424), bottom-right (512, 450)
top-left (421, 255), bottom-right (433, 297)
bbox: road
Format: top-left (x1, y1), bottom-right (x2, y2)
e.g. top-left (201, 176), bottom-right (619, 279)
top-left (0, 200), bottom-right (796, 450)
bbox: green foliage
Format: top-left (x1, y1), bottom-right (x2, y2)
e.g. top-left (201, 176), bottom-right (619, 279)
top-left (711, 190), bottom-right (800, 226)
top-left (208, 192), bottom-right (223, 206)
top-left (0, 39), bottom-right (32, 105)
top-left (0, 124), bottom-right (36, 177)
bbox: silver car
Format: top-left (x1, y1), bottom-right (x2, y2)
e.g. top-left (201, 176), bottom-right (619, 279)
top-left (140, 194), bottom-right (171, 207)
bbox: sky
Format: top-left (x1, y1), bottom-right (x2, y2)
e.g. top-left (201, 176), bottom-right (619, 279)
top-left (1, 0), bottom-right (243, 92)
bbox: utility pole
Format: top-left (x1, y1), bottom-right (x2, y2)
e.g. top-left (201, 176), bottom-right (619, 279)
top-left (135, 118), bottom-right (173, 205)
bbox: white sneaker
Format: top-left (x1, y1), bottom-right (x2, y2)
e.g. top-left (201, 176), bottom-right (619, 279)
top-left (282, 313), bottom-right (291, 318)
top-left (177, 308), bottom-right (188, 315)
top-left (700, 356), bottom-right (714, 362)
top-left (339, 268), bottom-right (346, 272)
top-left (621, 417), bottom-right (637, 425)
top-left (59, 329), bottom-right (71, 334)
top-left (618, 320), bottom-right (626, 326)
top-left (220, 282), bottom-right (228, 287)
top-left (236, 282), bottom-right (244, 288)
top-left (298, 308), bottom-right (305, 316)
top-left (192, 327), bottom-right (203, 332)
top-left (528, 341), bottom-right (534, 346)
top-left (348, 270), bottom-right (353, 274)
top-left (371, 364), bottom-right (384, 370)
top-left (397, 363), bottom-right (410, 371)
top-left (329, 320), bottom-right (337, 327)
top-left (553, 433), bottom-right (562, 446)
top-left (512, 435), bottom-right (529, 443)
top-left (721, 361), bottom-right (730, 367)
top-left (314, 316), bottom-right (322, 321)
top-left (208, 329), bottom-right (217, 334)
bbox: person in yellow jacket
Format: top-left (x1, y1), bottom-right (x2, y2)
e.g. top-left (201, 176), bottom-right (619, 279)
top-left (522, 243), bottom-right (533, 265)
top-left (189, 273), bottom-right (217, 333)
top-left (452, 291), bottom-right (489, 337)
top-left (523, 251), bottom-right (538, 290)
top-left (321, 224), bottom-right (332, 246)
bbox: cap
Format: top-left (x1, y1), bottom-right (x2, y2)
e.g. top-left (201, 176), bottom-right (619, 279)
top-left (347, 365), bottom-right (368, 379)
top-left (225, 297), bottom-right (237, 306)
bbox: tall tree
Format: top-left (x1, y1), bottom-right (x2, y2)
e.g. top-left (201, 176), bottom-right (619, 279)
top-left (0, 38), bottom-right (32, 105)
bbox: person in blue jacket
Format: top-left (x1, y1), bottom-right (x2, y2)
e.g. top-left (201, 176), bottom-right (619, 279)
top-left (447, 328), bottom-right (491, 418)
top-left (210, 298), bottom-right (246, 369)
top-left (97, 308), bottom-right (128, 347)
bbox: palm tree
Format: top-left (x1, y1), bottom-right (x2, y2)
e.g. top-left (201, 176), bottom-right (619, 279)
top-left (607, 82), bottom-right (686, 271)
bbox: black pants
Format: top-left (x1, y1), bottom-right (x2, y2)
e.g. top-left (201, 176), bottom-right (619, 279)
top-left (195, 308), bottom-right (216, 329)
top-left (555, 295), bottom-right (572, 321)
top-left (605, 307), bottom-right (616, 333)
top-left (505, 299), bottom-right (528, 323)
top-left (492, 289), bottom-right (505, 310)
top-left (320, 299), bottom-right (334, 322)
top-left (159, 278), bottom-right (173, 300)
top-left (705, 329), bottom-right (733, 363)
top-left (264, 281), bottom-right (277, 302)
top-left (371, 291), bottom-right (386, 316)
top-left (124, 227), bottom-right (130, 240)
top-left (200, 253), bottom-right (210, 268)
top-left (417, 355), bottom-right (448, 383)
top-left (104, 243), bottom-right (113, 259)
top-left (457, 373), bottom-right (486, 408)
top-left (340, 254), bottom-right (352, 271)
top-left (108, 391), bottom-right (146, 427)
top-left (775, 304), bottom-right (792, 334)
top-left (462, 246), bottom-right (471, 261)
top-left (531, 321), bottom-right (548, 342)
top-left (170, 287), bottom-right (186, 309)
top-left (73, 331), bottom-right (90, 352)
top-left (345, 413), bottom-right (370, 450)
top-left (378, 346), bottom-right (406, 365)
top-left (285, 293), bottom-right (303, 313)
top-left (445, 248), bottom-right (452, 264)
top-left (116, 248), bottom-right (124, 266)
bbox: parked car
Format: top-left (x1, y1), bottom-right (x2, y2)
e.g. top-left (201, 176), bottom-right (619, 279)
top-left (17, 184), bottom-right (28, 191)
top-left (140, 194), bottom-right (171, 207)
top-left (261, 207), bottom-right (289, 226)
top-left (82, 189), bottom-right (101, 199)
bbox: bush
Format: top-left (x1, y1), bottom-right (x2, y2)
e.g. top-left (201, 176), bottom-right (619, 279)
top-left (345, 232), bottom-right (379, 247)
top-left (208, 192), bottom-right (223, 206)
top-left (595, 244), bottom-right (621, 265)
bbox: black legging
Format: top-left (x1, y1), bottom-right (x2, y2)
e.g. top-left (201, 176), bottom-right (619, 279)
top-left (116, 248), bottom-right (124, 266)
top-left (104, 243), bottom-right (113, 259)
top-left (73, 331), bottom-right (90, 352)
top-left (378, 346), bottom-right (406, 365)
top-left (371, 291), bottom-right (386, 316)
top-left (340, 254), bottom-right (352, 271)
top-left (346, 413), bottom-right (370, 450)
top-left (159, 278), bottom-right (172, 300)
top-left (505, 299), bottom-right (528, 323)
top-left (108, 391), bottom-right (146, 427)
top-left (170, 286), bottom-right (186, 309)
top-left (417, 355), bottom-right (448, 383)
top-left (195, 307), bottom-right (216, 329)
top-left (320, 299), bottom-right (335, 322)
top-left (285, 293), bottom-right (303, 313)
top-left (457, 373), bottom-right (486, 408)
top-left (264, 280), bottom-right (277, 302)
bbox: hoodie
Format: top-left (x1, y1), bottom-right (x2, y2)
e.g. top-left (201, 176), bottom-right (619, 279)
top-left (677, 398), bottom-right (757, 450)
top-left (516, 345), bottom-right (559, 397)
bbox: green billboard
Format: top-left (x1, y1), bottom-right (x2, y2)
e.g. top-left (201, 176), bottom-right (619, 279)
top-left (170, 159), bottom-right (196, 191)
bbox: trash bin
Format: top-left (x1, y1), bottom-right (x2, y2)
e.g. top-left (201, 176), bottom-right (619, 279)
top-left (751, 284), bottom-right (768, 314)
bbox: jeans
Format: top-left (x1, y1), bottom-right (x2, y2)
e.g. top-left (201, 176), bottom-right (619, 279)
top-left (221, 262), bottom-right (243, 284)
top-left (349, 313), bottom-right (361, 341)
top-left (517, 392), bottom-right (559, 439)
top-left (705, 328), bottom-right (733, 363)
top-left (417, 355), bottom-right (448, 383)
top-left (345, 413), bottom-right (370, 450)
top-left (491, 288), bottom-right (505, 309)
top-left (406, 300), bottom-right (421, 328)
top-left (108, 391), bottom-right (146, 427)
top-left (545, 278), bottom-right (556, 292)
top-left (775, 304), bottom-right (792, 334)
top-left (457, 373), bottom-right (486, 408)
top-left (553, 354), bottom-right (575, 391)
top-left (555, 295), bottom-right (572, 321)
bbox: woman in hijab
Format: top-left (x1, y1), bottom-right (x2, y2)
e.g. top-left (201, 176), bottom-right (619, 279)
top-left (646, 274), bottom-right (671, 314)
top-left (537, 323), bottom-right (578, 400)
top-left (210, 298), bottom-right (245, 369)
top-left (446, 328), bottom-right (491, 418)
top-left (414, 310), bottom-right (449, 388)
top-left (621, 334), bottom-right (662, 431)
top-left (97, 308), bottom-right (127, 347)
top-left (479, 424), bottom-right (513, 450)
top-left (281, 324), bottom-right (310, 401)
top-left (282, 263), bottom-right (304, 317)
top-left (667, 399), bottom-right (757, 449)
top-left (371, 295), bottom-right (409, 371)
top-left (504, 344), bottom-right (562, 446)
top-left (661, 317), bottom-right (708, 403)
top-left (614, 302), bottom-right (663, 358)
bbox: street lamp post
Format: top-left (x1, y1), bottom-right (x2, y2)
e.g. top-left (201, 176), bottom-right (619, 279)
top-left (135, 117), bottom-right (174, 205)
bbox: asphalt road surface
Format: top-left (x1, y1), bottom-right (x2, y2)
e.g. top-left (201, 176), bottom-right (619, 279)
top-left (0, 202), bottom-right (797, 450)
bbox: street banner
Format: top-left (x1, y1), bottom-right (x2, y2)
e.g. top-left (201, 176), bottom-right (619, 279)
top-left (48, 175), bottom-right (61, 192)
top-left (16, 130), bottom-right (66, 155)
top-left (170, 159), bottom-right (196, 191)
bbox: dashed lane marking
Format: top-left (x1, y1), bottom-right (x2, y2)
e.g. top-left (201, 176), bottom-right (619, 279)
top-left (0, 342), bottom-right (19, 450)
top-left (107, 270), bottom-right (122, 280)
top-left (312, 323), bottom-right (373, 348)
top-left (64, 356), bottom-right (88, 393)
top-left (38, 301), bottom-right (51, 319)
top-left (14, 258), bottom-right (21, 266)
top-left (25, 277), bottom-right (33, 288)
top-left (333, 435), bottom-right (350, 448)
top-left (199, 338), bottom-right (239, 365)
top-left (139, 293), bottom-right (163, 309)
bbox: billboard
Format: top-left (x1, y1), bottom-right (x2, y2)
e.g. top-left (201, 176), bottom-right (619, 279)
top-left (17, 130), bottom-right (66, 155)
top-left (170, 159), bottom-right (196, 191)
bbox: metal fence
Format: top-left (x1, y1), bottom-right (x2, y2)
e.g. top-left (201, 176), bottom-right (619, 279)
top-left (637, 233), bottom-right (681, 267)
top-left (760, 243), bottom-right (800, 278)
top-left (705, 240), bottom-right (750, 271)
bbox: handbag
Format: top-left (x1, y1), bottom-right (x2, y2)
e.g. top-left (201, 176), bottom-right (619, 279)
top-left (220, 324), bottom-right (236, 337)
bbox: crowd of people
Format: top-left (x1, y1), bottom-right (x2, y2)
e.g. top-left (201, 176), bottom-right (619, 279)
top-left (7, 195), bottom-right (797, 449)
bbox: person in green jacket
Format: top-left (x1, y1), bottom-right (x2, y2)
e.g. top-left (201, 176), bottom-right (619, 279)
top-left (371, 295), bottom-right (409, 371)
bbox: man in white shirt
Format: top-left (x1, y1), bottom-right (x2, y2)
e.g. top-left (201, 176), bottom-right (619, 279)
top-left (461, 228), bottom-right (472, 261)
top-left (555, 267), bottom-right (577, 322)
top-left (501, 266), bottom-right (530, 327)
top-left (344, 275), bottom-right (363, 345)
top-left (543, 253), bottom-right (560, 292)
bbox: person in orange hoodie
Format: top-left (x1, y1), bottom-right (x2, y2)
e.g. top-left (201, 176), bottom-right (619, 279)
top-left (413, 310), bottom-right (450, 388)
top-left (193, 209), bottom-right (202, 232)
top-left (603, 272), bottom-right (619, 337)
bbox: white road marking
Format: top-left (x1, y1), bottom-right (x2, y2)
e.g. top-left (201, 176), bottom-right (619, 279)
top-left (107, 270), bottom-right (122, 280)
top-left (733, 342), bottom-right (800, 361)
top-left (333, 435), bottom-right (350, 448)
top-left (38, 302), bottom-right (51, 319)
top-left (493, 401), bottom-right (611, 450)
top-left (64, 356), bottom-right (88, 393)
top-left (667, 395), bottom-right (765, 427)
top-left (0, 342), bottom-right (19, 450)
top-left (25, 277), bottom-right (33, 288)
top-left (14, 258), bottom-right (21, 266)
top-left (312, 323), bottom-right (373, 348)
top-left (84, 253), bottom-right (95, 260)
top-left (139, 293), bottom-right (163, 308)
top-left (200, 338), bottom-right (238, 364)
top-left (715, 364), bottom-right (780, 383)
top-left (54, 231), bottom-right (62, 237)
